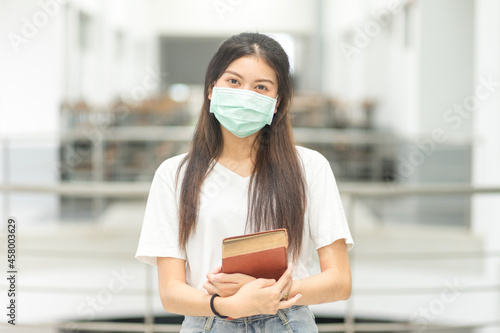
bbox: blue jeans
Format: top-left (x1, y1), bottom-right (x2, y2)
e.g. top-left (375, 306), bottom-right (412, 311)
top-left (180, 305), bottom-right (318, 332)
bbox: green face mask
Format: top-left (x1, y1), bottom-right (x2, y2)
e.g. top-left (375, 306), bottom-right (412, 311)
top-left (209, 87), bottom-right (278, 138)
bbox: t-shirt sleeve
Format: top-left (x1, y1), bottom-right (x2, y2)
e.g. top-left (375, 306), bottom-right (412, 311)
top-left (308, 159), bottom-right (354, 251)
top-left (135, 165), bottom-right (186, 266)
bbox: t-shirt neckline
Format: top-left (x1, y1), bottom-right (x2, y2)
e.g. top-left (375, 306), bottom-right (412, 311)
top-left (214, 161), bottom-right (253, 180)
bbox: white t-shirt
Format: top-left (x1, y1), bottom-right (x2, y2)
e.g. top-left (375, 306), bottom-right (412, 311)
top-left (135, 146), bottom-right (353, 291)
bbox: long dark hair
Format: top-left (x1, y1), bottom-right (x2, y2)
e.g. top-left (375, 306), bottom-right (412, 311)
top-left (177, 32), bottom-right (306, 259)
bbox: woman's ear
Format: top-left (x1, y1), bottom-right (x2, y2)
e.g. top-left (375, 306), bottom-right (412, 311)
top-left (274, 97), bottom-right (281, 114)
top-left (208, 82), bottom-right (215, 100)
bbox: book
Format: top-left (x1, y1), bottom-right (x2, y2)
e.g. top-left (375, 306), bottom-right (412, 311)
top-left (221, 228), bottom-right (288, 281)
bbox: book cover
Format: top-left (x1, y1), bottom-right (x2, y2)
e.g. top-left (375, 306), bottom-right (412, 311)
top-left (221, 228), bottom-right (288, 281)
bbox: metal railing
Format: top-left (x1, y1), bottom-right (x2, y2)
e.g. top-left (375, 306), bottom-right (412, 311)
top-left (0, 182), bottom-right (499, 332)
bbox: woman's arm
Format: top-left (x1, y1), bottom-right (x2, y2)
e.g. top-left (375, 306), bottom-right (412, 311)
top-left (157, 257), bottom-right (302, 318)
top-left (157, 257), bottom-right (214, 316)
top-left (291, 238), bottom-right (351, 305)
top-left (203, 238), bottom-right (351, 305)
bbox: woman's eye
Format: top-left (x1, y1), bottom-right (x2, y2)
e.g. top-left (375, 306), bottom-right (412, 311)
top-left (228, 79), bottom-right (238, 85)
top-left (256, 85), bottom-right (268, 91)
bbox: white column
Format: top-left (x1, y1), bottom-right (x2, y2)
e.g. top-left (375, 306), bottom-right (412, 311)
top-left (0, 0), bottom-right (64, 224)
top-left (472, 1), bottom-right (500, 331)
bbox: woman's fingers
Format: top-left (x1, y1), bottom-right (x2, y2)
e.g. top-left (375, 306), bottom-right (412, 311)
top-left (275, 263), bottom-right (293, 291)
top-left (205, 272), bottom-right (258, 298)
top-left (280, 279), bottom-right (292, 300)
top-left (207, 266), bottom-right (222, 276)
top-left (205, 264), bottom-right (294, 313)
top-left (248, 278), bottom-right (277, 289)
top-left (206, 266), bottom-right (222, 284)
top-left (277, 293), bottom-right (302, 309)
top-left (203, 280), bottom-right (219, 295)
top-left (227, 274), bottom-right (299, 317)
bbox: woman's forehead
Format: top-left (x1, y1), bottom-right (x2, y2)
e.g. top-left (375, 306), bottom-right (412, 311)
top-left (224, 56), bottom-right (277, 83)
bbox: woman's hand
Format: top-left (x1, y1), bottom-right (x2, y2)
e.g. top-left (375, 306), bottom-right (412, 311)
top-left (217, 264), bottom-right (302, 318)
top-left (203, 266), bottom-right (256, 297)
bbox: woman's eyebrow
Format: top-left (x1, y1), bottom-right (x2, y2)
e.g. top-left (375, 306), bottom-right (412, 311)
top-left (223, 70), bottom-right (244, 79)
top-left (255, 78), bottom-right (275, 85)
top-left (223, 70), bottom-right (275, 85)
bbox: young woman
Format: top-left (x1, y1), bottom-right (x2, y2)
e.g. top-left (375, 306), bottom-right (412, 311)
top-left (136, 32), bottom-right (353, 332)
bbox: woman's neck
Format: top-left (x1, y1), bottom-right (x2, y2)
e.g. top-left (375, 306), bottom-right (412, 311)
top-left (217, 127), bottom-right (258, 177)
top-left (220, 127), bottom-right (257, 160)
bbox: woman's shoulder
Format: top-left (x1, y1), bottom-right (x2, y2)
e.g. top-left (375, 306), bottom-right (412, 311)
top-left (295, 145), bottom-right (334, 183)
top-left (154, 152), bottom-right (189, 179)
top-left (295, 145), bottom-right (329, 167)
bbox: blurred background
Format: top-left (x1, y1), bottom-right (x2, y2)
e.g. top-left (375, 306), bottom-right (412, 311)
top-left (0, 0), bottom-right (499, 332)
